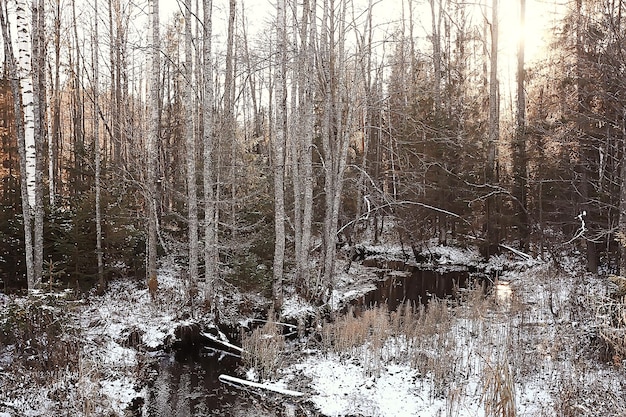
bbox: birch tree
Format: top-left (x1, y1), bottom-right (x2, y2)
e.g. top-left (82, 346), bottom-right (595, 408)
top-left (147, 0), bottom-right (160, 289)
top-left (183, 0), bottom-right (199, 293)
top-left (273, 0), bottom-right (287, 308)
top-left (10, 0), bottom-right (40, 290)
top-left (203, 0), bottom-right (217, 302)
top-left (0, 0), bottom-right (36, 290)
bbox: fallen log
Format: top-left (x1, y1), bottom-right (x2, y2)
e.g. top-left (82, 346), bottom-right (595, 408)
top-left (499, 244), bottom-right (534, 261)
top-left (218, 374), bottom-right (304, 397)
top-left (200, 332), bottom-right (244, 353)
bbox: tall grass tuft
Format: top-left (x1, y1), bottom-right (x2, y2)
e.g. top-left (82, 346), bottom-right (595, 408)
top-left (242, 314), bottom-right (285, 380)
top-left (481, 356), bottom-right (516, 417)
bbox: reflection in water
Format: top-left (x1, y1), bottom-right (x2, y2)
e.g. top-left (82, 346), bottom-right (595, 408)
top-left (145, 348), bottom-right (280, 417)
top-left (353, 265), bottom-right (473, 311)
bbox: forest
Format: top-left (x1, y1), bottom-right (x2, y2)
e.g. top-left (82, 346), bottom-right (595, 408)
top-left (0, 0), bottom-right (624, 299)
top-left (1, 0), bottom-right (626, 415)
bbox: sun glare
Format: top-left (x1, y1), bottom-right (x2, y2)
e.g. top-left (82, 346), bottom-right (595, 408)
top-left (499, 0), bottom-right (556, 63)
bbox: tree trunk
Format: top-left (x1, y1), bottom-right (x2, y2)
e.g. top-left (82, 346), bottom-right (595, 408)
top-left (273, 0), bottom-right (288, 309)
top-left (513, 0), bottom-right (529, 251)
top-left (15, 0), bottom-right (39, 290)
top-left (0, 0), bottom-right (35, 290)
top-left (32, 0), bottom-right (45, 288)
top-left (484, 0), bottom-right (499, 257)
top-left (203, 0), bottom-right (217, 303)
top-left (93, 0), bottom-right (105, 289)
top-left (223, 0), bottom-right (236, 238)
top-left (620, 117), bottom-right (626, 276)
top-left (320, 0), bottom-right (351, 299)
top-left (184, 0), bottom-right (199, 295)
top-left (294, 0), bottom-right (316, 291)
top-left (49, 0), bottom-right (61, 206)
top-left (147, 0), bottom-right (160, 288)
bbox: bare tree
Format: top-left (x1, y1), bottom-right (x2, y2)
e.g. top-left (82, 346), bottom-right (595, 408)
top-left (293, 0), bottom-right (316, 290)
top-left (512, 0), bottom-right (529, 250)
top-left (93, 0), bottom-right (104, 289)
top-left (147, 0), bottom-right (160, 291)
top-left (223, 0), bottom-right (236, 237)
top-left (48, 0), bottom-right (62, 206)
top-left (32, 0), bottom-right (45, 284)
top-left (484, 0), bottom-right (499, 256)
top-left (203, 0), bottom-right (217, 302)
top-left (183, 0), bottom-right (199, 294)
top-left (273, 0), bottom-right (288, 308)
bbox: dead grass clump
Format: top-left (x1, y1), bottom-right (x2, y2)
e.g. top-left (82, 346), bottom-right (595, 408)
top-left (323, 306), bottom-right (390, 355)
top-left (460, 280), bottom-right (490, 319)
top-left (242, 316), bottom-right (285, 380)
top-left (481, 357), bottom-right (516, 417)
top-left (322, 300), bottom-right (459, 388)
top-left (595, 290), bottom-right (626, 366)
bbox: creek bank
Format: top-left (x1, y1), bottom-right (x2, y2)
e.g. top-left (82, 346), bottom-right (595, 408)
top-left (135, 243), bottom-right (534, 416)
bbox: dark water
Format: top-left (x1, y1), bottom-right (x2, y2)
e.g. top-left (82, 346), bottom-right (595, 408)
top-left (145, 261), bottom-right (479, 416)
top-left (144, 348), bottom-right (287, 417)
top-left (353, 260), bottom-right (473, 311)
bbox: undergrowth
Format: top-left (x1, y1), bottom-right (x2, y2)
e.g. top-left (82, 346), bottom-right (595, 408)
top-left (242, 314), bottom-right (285, 380)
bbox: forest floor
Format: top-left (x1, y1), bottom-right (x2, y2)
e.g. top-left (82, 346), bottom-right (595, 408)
top-left (272, 248), bottom-right (626, 416)
top-left (1, 243), bottom-right (625, 416)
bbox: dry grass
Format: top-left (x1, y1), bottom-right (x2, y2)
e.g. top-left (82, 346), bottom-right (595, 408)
top-left (242, 314), bottom-right (285, 380)
top-left (481, 356), bottom-right (516, 417)
top-left (596, 294), bottom-right (626, 364)
top-left (320, 298), bottom-right (459, 383)
top-left (291, 264), bottom-right (626, 415)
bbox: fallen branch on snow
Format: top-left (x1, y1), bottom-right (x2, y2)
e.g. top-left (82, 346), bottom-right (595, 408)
top-left (499, 244), bottom-right (534, 261)
top-left (218, 374), bottom-right (304, 397)
top-left (200, 332), bottom-right (244, 353)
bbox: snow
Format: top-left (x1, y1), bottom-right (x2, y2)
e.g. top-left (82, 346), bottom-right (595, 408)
top-left (3, 248), bottom-right (626, 416)
top-left (0, 260), bottom-right (206, 416)
top-left (271, 258), bottom-right (626, 417)
top-left (293, 357), bottom-right (428, 417)
top-left (281, 294), bottom-right (315, 321)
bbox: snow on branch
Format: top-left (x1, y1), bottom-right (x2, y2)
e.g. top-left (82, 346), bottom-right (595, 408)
top-left (563, 211), bottom-right (586, 245)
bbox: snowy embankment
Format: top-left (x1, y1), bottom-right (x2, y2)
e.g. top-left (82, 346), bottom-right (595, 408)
top-left (2, 244), bottom-right (626, 416)
top-left (265, 247), bottom-right (626, 417)
top-left (0, 263), bottom-right (199, 416)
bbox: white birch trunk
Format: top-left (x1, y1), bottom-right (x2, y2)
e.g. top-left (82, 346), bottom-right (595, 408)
top-left (14, 0), bottom-right (36, 213)
top-left (203, 0), bottom-right (217, 302)
top-left (147, 0), bottom-right (160, 286)
top-left (184, 0), bottom-right (199, 292)
top-left (0, 0), bottom-right (35, 290)
top-left (273, 0), bottom-right (288, 309)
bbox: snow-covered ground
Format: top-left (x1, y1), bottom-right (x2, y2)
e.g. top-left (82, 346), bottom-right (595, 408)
top-left (268, 251), bottom-right (626, 417)
top-left (2, 247), bottom-right (626, 416)
top-left (0, 262), bottom-right (207, 416)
